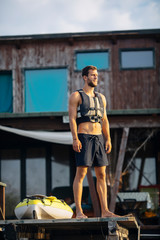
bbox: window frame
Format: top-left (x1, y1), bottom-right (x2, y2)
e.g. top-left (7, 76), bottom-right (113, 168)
top-left (75, 49), bottom-right (110, 71)
top-left (119, 48), bottom-right (155, 70)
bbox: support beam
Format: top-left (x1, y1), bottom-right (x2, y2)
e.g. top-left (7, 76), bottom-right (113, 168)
top-left (87, 167), bottom-right (101, 217)
top-left (109, 128), bottom-right (129, 212)
top-left (21, 148), bottom-right (26, 200)
top-left (0, 182), bottom-right (6, 220)
top-left (158, 152), bottom-right (160, 185)
top-left (46, 145), bottom-right (52, 196)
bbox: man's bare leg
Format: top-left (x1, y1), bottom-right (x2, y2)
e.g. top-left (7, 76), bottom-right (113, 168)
top-left (73, 166), bottom-right (88, 218)
top-left (95, 166), bottom-right (120, 217)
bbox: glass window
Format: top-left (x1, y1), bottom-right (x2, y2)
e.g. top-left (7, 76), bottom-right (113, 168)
top-left (52, 160), bottom-right (70, 188)
top-left (76, 51), bottom-right (109, 70)
top-left (129, 157), bottom-right (156, 190)
top-left (141, 158), bottom-right (156, 186)
top-left (0, 71), bottom-right (13, 112)
top-left (0, 149), bottom-right (20, 218)
top-left (26, 148), bottom-right (46, 195)
top-left (51, 144), bottom-right (70, 189)
top-left (120, 49), bottom-right (154, 69)
top-left (25, 68), bottom-right (68, 112)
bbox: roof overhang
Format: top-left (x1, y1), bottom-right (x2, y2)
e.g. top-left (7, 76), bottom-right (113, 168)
top-left (0, 109), bottom-right (159, 130)
top-left (0, 28), bottom-right (160, 44)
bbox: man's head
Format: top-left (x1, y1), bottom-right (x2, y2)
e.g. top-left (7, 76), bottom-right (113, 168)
top-left (82, 65), bottom-right (97, 77)
top-left (82, 65), bottom-right (98, 88)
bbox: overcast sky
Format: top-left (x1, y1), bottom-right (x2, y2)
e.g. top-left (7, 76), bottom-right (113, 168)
top-left (0, 0), bottom-right (160, 36)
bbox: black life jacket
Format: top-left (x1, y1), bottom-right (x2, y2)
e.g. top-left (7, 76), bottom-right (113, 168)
top-left (76, 89), bottom-right (104, 125)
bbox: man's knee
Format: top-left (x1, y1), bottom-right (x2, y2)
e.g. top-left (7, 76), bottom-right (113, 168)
top-left (97, 172), bottom-right (106, 181)
top-left (95, 167), bottom-right (106, 181)
top-left (76, 167), bottom-right (88, 180)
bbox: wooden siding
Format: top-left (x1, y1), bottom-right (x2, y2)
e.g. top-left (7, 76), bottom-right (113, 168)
top-left (0, 30), bottom-right (160, 112)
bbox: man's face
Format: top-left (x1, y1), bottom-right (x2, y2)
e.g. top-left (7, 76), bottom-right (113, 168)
top-left (86, 69), bottom-right (98, 87)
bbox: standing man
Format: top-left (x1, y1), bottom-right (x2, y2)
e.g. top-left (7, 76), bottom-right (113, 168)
top-left (69, 65), bottom-right (118, 218)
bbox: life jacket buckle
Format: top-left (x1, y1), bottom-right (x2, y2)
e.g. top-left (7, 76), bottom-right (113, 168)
top-left (90, 116), bottom-right (100, 123)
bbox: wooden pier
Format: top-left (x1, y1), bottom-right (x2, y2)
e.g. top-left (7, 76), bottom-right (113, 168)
top-left (0, 216), bottom-right (140, 240)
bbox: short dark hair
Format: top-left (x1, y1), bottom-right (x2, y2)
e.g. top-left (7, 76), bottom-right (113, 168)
top-left (82, 65), bottom-right (97, 77)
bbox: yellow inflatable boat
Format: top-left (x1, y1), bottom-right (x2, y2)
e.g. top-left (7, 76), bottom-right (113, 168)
top-left (15, 195), bottom-right (73, 219)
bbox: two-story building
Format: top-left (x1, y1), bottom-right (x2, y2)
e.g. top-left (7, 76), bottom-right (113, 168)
top-left (0, 29), bottom-right (160, 218)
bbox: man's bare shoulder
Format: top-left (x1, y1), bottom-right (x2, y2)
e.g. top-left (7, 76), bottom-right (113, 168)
top-left (69, 91), bottom-right (81, 104)
top-left (99, 93), bottom-right (106, 101)
top-left (70, 91), bottom-right (79, 97)
top-left (70, 91), bottom-right (80, 99)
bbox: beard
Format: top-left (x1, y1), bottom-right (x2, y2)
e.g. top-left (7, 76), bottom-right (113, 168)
top-left (87, 80), bottom-right (97, 88)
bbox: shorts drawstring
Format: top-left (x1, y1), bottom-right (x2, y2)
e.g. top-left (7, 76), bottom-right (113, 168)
top-left (89, 135), bottom-right (104, 154)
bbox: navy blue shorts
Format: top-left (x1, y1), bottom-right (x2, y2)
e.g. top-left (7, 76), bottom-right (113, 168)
top-left (75, 133), bottom-right (108, 167)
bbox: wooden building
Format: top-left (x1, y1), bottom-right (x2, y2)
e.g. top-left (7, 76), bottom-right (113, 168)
top-left (0, 29), bottom-right (160, 221)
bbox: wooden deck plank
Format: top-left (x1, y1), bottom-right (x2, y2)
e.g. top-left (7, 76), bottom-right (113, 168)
top-left (0, 217), bottom-right (140, 240)
top-left (0, 216), bottom-right (138, 228)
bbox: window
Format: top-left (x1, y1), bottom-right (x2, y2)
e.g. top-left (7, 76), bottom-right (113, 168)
top-left (26, 158), bottom-right (46, 195)
top-left (129, 158), bottom-right (156, 190)
top-left (120, 49), bottom-right (154, 69)
top-left (0, 149), bottom-right (20, 218)
top-left (0, 71), bottom-right (13, 112)
top-left (51, 144), bottom-right (70, 189)
top-left (76, 50), bottom-right (109, 70)
top-left (25, 68), bottom-right (68, 112)
top-left (26, 148), bottom-right (46, 195)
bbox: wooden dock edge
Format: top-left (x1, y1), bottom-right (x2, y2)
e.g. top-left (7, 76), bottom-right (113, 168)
top-left (0, 216), bottom-right (140, 240)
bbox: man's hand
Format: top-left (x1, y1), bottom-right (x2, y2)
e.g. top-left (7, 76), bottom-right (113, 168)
top-left (105, 139), bottom-right (112, 154)
top-left (73, 139), bottom-right (82, 152)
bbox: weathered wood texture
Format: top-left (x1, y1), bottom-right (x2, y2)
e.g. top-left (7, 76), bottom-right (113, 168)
top-left (0, 30), bottom-right (160, 113)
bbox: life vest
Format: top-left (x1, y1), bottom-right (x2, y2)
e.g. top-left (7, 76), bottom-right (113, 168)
top-left (76, 89), bottom-right (104, 125)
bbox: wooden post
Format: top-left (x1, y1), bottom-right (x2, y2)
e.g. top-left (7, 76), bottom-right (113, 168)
top-left (0, 182), bottom-right (6, 220)
top-left (46, 145), bottom-right (52, 196)
top-left (157, 152), bottom-right (160, 185)
top-left (21, 148), bottom-right (26, 200)
top-left (109, 128), bottom-right (129, 212)
top-left (87, 167), bottom-right (101, 217)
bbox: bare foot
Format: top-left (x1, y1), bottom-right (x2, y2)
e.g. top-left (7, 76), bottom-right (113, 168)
top-left (76, 212), bottom-right (88, 219)
top-left (102, 211), bottom-right (121, 218)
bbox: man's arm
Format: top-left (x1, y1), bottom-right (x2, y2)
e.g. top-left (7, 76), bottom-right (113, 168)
top-left (69, 92), bottom-right (82, 152)
top-left (101, 94), bottom-right (112, 154)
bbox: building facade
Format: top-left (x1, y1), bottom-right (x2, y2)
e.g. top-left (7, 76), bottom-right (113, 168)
top-left (0, 29), bottom-right (160, 218)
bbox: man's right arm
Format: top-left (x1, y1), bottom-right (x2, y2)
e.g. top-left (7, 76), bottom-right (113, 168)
top-left (69, 92), bottom-right (82, 152)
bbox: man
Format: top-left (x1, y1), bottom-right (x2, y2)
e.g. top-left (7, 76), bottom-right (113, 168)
top-left (69, 65), bottom-right (118, 219)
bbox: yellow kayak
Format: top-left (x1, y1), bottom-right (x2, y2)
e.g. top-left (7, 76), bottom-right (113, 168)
top-left (15, 195), bottom-right (73, 219)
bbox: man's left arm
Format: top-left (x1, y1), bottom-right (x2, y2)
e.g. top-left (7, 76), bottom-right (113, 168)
top-left (101, 94), bottom-right (112, 154)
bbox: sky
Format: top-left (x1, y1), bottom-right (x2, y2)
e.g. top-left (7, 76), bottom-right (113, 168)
top-left (0, 0), bottom-right (160, 36)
